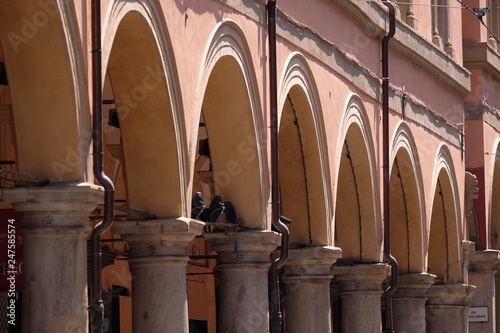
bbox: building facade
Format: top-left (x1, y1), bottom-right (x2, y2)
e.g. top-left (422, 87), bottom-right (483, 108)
top-left (0, 0), bottom-right (499, 332)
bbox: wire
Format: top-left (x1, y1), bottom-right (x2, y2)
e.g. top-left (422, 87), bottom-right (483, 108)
top-left (454, 0), bottom-right (477, 14)
top-left (482, 19), bottom-right (500, 44)
top-left (453, 0), bottom-right (500, 44)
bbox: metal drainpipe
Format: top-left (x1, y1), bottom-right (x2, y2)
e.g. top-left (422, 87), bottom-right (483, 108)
top-left (89, 0), bottom-right (115, 332)
top-left (267, 2), bottom-right (290, 333)
top-left (381, 2), bottom-right (398, 332)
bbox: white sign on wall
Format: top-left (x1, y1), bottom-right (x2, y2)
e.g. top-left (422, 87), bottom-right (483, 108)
top-left (468, 307), bottom-right (489, 322)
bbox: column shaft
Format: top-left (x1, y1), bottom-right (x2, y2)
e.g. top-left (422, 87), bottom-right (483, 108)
top-left (130, 257), bottom-right (190, 332)
top-left (3, 184), bottom-right (103, 333)
top-left (282, 246), bottom-right (341, 333)
top-left (426, 283), bottom-right (475, 333)
top-left (392, 273), bottom-right (435, 332)
top-left (205, 231), bottom-right (280, 333)
top-left (115, 218), bottom-right (204, 333)
top-left (332, 263), bottom-right (390, 333)
top-left (468, 250), bottom-right (500, 333)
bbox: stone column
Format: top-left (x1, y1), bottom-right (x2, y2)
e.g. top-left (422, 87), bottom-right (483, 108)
top-left (114, 218), bottom-right (204, 333)
top-left (2, 183), bottom-right (103, 333)
top-left (468, 250), bottom-right (500, 333)
top-left (426, 283), bottom-right (475, 333)
top-left (332, 263), bottom-right (390, 333)
top-left (392, 273), bottom-right (435, 332)
top-left (204, 230), bottom-right (280, 333)
top-left (282, 246), bottom-right (341, 333)
top-left (496, 262), bottom-right (500, 331)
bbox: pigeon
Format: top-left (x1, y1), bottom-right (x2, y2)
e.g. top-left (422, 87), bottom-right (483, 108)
top-left (191, 192), bottom-right (205, 219)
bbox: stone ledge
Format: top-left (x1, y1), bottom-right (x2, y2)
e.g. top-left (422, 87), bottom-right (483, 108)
top-left (1, 181), bottom-right (104, 205)
top-left (115, 217), bottom-right (205, 256)
top-left (463, 42), bottom-right (500, 81)
top-left (283, 246), bottom-right (342, 277)
top-left (205, 230), bottom-right (280, 264)
top-left (426, 283), bottom-right (476, 305)
top-left (469, 250), bottom-right (500, 271)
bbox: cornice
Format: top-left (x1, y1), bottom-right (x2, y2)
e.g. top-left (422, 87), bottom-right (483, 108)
top-left (465, 102), bottom-right (500, 135)
top-left (220, 0), bottom-right (470, 96)
top-left (219, 0), bottom-right (464, 146)
top-left (331, 0), bottom-right (470, 96)
top-left (463, 42), bottom-right (500, 82)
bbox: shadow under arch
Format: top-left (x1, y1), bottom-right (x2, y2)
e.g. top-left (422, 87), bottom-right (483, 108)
top-left (427, 145), bottom-right (462, 283)
top-left (390, 122), bottom-right (426, 273)
top-left (0, 0), bottom-right (90, 181)
top-left (104, 8), bottom-right (185, 217)
top-left (334, 94), bottom-right (381, 261)
top-left (194, 20), bottom-right (266, 229)
top-left (277, 52), bottom-right (332, 246)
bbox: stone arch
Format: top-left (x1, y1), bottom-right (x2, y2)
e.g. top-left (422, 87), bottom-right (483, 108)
top-left (427, 145), bottom-right (462, 283)
top-left (0, 0), bottom-right (90, 181)
top-left (489, 140), bottom-right (500, 250)
top-left (102, 3), bottom-right (187, 217)
top-left (193, 20), bottom-right (266, 229)
top-left (333, 94), bottom-right (381, 261)
top-left (389, 122), bottom-right (426, 273)
top-left (277, 52), bottom-right (332, 246)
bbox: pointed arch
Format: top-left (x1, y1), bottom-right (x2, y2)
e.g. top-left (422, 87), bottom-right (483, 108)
top-left (102, 2), bottom-right (187, 216)
top-left (333, 94), bottom-right (381, 261)
top-left (193, 20), bottom-right (266, 228)
top-left (390, 122), bottom-right (426, 273)
top-left (277, 52), bottom-right (332, 245)
top-left (427, 145), bottom-right (462, 282)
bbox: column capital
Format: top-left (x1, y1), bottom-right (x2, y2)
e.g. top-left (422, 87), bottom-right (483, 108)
top-left (2, 181), bottom-right (103, 209)
top-left (469, 250), bottom-right (500, 272)
top-left (115, 217), bottom-right (204, 257)
top-left (3, 183), bottom-right (103, 332)
top-left (426, 283), bottom-right (476, 306)
top-left (204, 230), bottom-right (280, 265)
top-left (426, 284), bottom-right (476, 332)
top-left (332, 263), bottom-right (390, 291)
top-left (393, 273), bottom-right (436, 332)
top-left (332, 263), bottom-right (389, 332)
top-left (282, 247), bottom-right (340, 333)
top-left (393, 272), bottom-right (436, 299)
top-left (283, 246), bottom-right (341, 279)
top-left (1, 182), bottom-right (103, 229)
